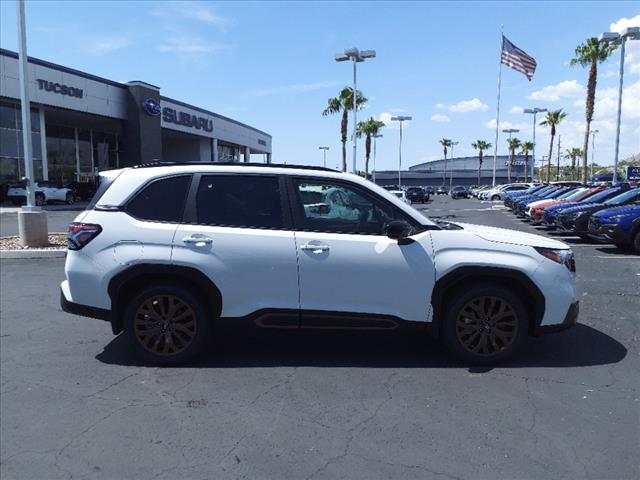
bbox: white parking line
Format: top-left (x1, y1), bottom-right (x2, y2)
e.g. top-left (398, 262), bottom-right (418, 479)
top-left (593, 255), bottom-right (640, 259)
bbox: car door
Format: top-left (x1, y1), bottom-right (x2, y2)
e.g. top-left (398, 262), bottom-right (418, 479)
top-left (290, 177), bottom-right (436, 327)
top-left (172, 173), bottom-right (300, 323)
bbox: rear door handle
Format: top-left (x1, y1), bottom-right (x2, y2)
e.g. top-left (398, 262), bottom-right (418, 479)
top-left (301, 244), bottom-right (330, 254)
top-left (182, 235), bottom-right (213, 247)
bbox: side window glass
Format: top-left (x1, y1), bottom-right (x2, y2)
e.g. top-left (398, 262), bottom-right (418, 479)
top-left (294, 180), bottom-right (414, 235)
top-left (196, 175), bottom-right (283, 229)
top-left (126, 175), bottom-right (190, 223)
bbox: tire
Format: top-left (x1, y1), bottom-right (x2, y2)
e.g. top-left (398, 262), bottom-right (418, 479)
top-left (491, 195), bottom-right (500, 201)
top-left (35, 192), bottom-right (45, 206)
top-left (634, 231), bottom-right (640, 255)
top-left (441, 283), bottom-right (528, 365)
top-left (65, 192), bottom-right (75, 205)
top-left (123, 283), bottom-right (212, 365)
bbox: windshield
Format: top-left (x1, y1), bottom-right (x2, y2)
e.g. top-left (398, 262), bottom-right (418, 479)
top-left (605, 188), bottom-right (640, 205)
top-left (582, 188), bottom-right (619, 203)
top-left (561, 188), bottom-right (590, 201)
top-left (555, 188), bottom-right (581, 200)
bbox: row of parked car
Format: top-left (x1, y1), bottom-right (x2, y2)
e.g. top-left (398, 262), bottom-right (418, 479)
top-left (499, 183), bottom-right (640, 253)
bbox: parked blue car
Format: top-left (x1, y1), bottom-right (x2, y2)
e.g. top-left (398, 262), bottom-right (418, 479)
top-left (513, 187), bottom-right (571, 216)
top-left (540, 187), bottom-right (627, 227)
top-left (588, 203), bottom-right (640, 253)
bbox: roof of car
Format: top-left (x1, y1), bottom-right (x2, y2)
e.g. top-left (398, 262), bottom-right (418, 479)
top-left (133, 161), bottom-right (338, 173)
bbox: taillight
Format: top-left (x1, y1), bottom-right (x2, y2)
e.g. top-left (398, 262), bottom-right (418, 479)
top-left (67, 223), bottom-right (102, 250)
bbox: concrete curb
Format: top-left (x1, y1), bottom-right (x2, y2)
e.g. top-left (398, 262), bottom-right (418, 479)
top-left (0, 249), bottom-right (66, 259)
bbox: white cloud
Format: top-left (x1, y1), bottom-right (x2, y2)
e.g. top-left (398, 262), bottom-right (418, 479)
top-left (158, 36), bottom-right (232, 54)
top-left (152, 1), bottom-right (235, 31)
top-left (379, 112), bottom-right (410, 129)
top-left (244, 81), bottom-right (340, 98)
top-left (572, 81), bottom-right (640, 120)
top-left (436, 98), bottom-right (488, 113)
top-left (610, 15), bottom-right (640, 33)
top-left (484, 119), bottom-right (531, 131)
top-left (430, 114), bottom-right (450, 122)
top-left (83, 36), bottom-right (130, 54)
top-left (509, 106), bottom-right (524, 114)
top-left (527, 80), bottom-right (585, 101)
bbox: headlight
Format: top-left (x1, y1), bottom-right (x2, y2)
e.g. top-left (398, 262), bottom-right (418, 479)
top-left (609, 213), bottom-right (630, 221)
top-left (534, 247), bottom-right (575, 272)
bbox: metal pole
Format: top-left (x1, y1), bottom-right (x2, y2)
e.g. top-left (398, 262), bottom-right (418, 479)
top-left (16, 0), bottom-right (35, 209)
top-left (556, 134), bottom-right (561, 181)
top-left (352, 58), bottom-right (357, 174)
top-left (532, 112), bottom-right (536, 183)
top-left (591, 130), bottom-right (597, 178)
top-left (373, 136), bottom-right (377, 183)
top-left (612, 37), bottom-right (625, 185)
top-left (398, 121), bottom-right (402, 188)
top-left (323, 149), bottom-right (326, 168)
top-left (492, 28), bottom-right (504, 187)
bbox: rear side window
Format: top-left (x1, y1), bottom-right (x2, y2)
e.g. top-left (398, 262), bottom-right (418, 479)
top-left (126, 175), bottom-right (191, 223)
top-left (195, 175), bottom-right (283, 229)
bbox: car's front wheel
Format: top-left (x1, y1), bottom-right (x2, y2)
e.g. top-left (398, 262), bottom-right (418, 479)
top-left (442, 284), bottom-right (528, 365)
top-left (35, 192), bottom-right (45, 206)
top-left (65, 192), bottom-right (75, 205)
top-left (123, 284), bottom-right (212, 365)
top-left (633, 231), bottom-right (640, 254)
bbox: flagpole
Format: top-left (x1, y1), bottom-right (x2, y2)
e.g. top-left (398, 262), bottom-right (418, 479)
top-left (492, 26), bottom-right (504, 187)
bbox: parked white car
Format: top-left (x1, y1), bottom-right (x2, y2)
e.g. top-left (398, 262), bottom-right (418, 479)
top-left (479, 183), bottom-right (534, 201)
top-left (61, 163), bottom-right (579, 366)
top-left (7, 181), bottom-right (75, 206)
top-left (389, 190), bottom-right (411, 204)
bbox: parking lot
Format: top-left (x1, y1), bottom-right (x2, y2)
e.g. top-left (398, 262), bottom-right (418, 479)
top-left (1, 195), bottom-right (638, 480)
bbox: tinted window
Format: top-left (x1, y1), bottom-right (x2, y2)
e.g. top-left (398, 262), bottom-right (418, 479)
top-left (606, 188), bottom-right (640, 205)
top-left (196, 175), bottom-right (283, 229)
top-left (126, 175), bottom-right (191, 222)
top-left (293, 179), bottom-right (417, 235)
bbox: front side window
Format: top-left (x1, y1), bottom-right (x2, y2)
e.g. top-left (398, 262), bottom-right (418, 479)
top-left (293, 179), bottom-right (416, 235)
top-left (195, 175), bottom-right (283, 229)
top-left (126, 175), bottom-right (191, 223)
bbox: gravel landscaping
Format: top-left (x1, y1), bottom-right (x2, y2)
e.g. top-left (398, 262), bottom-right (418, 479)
top-left (0, 233), bottom-right (67, 250)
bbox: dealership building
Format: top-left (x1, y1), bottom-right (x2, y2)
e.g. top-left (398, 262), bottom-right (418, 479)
top-left (373, 155), bottom-right (535, 187)
top-left (0, 48), bottom-right (272, 190)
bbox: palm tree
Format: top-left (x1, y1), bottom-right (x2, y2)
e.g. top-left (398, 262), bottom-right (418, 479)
top-left (564, 147), bottom-right (583, 180)
top-left (356, 117), bottom-right (385, 178)
top-left (506, 137), bottom-right (522, 182)
top-left (540, 109), bottom-right (567, 183)
top-left (471, 140), bottom-right (491, 186)
top-left (520, 141), bottom-right (535, 183)
top-left (571, 37), bottom-right (618, 183)
top-left (322, 87), bottom-right (368, 172)
top-left (439, 138), bottom-right (452, 185)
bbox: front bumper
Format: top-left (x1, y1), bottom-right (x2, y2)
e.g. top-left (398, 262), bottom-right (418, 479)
top-left (534, 301), bottom-right (579, 335)
top-left (588, 220), bottom-right (633, 244)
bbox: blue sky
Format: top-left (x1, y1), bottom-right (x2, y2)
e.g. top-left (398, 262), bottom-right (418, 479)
top-left (1, 1), bottom-right (638, 171)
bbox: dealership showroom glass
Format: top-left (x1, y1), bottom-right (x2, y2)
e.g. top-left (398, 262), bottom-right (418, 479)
top-left (0, 48), bottom-right (272, 194)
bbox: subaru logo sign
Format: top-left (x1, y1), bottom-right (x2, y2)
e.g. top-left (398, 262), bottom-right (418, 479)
top-left (142, 98), bottom-right (161, 116)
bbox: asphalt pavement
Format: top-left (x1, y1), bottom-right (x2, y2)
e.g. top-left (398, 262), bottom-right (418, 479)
top-left (1, 196), bottom-right (638, 480)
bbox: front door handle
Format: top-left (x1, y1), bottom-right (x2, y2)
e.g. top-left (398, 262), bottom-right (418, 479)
top-left (301, 244), bottom-right (330, 254)
top-left (182, 235), bottom-right (213, 247)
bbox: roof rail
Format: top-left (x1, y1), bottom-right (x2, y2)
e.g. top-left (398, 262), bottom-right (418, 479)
top-left (132, 161), bottom-right (339, 173)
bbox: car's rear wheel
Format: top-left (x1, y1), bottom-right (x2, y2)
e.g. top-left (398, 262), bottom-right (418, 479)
top-left (35, 192), bottom-right (45, 206)
top-left (65, 192), bottom-right (75, 205)
top-left (124, 284), bottom-right (211, 365)
top-left (442, 284), bottom-right (528, 365)
top-left (491, 195), bottom-right (500, 201)
top-left (633, 231), bottom-right (640, 254)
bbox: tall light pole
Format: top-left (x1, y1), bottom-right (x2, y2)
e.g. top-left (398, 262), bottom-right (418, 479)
top-left (600, 27), bottom-right (639, 184)
top-left (372, 134), bottom-right (382, 183)
top-left (391, 116), bottom-right (411, 188)
top-left (503, 128), bottom-right (519, 182)
top-left (590, 129), bottom-right (599, 179)
top-left (449, 141), bottom-right (459, 189)
top-left (523, 107), bottom-right (547, 173)
top-left (335, 47), bottom-right (376, 174)
top-left (318, 146), bottom-right (329, 168)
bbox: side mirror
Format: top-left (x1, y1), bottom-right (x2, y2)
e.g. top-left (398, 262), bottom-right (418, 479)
top-left (385, 221), bottom-right (414, 245)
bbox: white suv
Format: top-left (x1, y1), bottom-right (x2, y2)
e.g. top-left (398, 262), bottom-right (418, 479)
top-left (61, 163), bottom-right (579, 365)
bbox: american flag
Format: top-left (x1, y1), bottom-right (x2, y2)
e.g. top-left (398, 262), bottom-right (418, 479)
top-left (501, 35), bottom-right (537, 81)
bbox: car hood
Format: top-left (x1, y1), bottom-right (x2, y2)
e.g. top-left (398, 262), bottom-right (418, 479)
top-left (592, 204), bottom-right (640, 220)
top-left (454, 222), bottom-right (568, 249)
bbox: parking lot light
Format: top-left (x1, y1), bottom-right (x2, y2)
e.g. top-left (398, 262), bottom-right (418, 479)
top-left (449, 141), bottom-right (459, 190)
top-left (372, 134), bottom-right (382, 183)
top-left (599, 27), bottom-right (639, 184)
top-left (318, 146), bottom-right (329, 168)
top-left (391, 116), bottom-right (412, 188)
top-left (524, 108), bottom-right (547, 172)
top-left (335, 47), bottom-right (376, 174)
